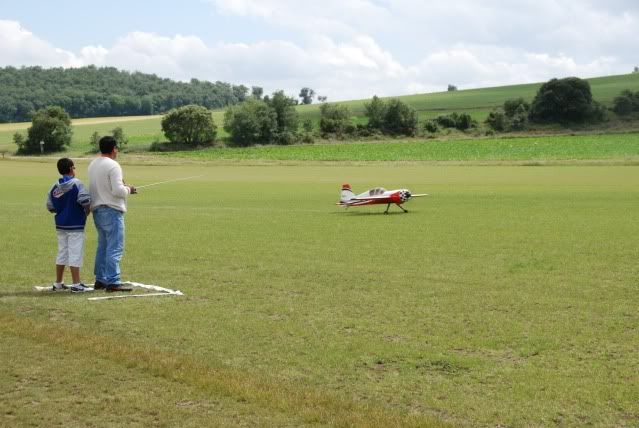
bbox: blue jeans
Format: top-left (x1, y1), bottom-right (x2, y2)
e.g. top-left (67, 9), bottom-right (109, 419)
top-left (93, 206), bottom-right (125, 284)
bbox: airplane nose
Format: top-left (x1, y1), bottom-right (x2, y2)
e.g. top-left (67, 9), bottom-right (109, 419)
top-left (399, 190), bottom-right (411, 202)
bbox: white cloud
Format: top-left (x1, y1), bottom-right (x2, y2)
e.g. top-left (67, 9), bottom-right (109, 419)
top-left (0, 0), bottom-right (636, 103)
top-left (0, 20), bottom-right (81, 67)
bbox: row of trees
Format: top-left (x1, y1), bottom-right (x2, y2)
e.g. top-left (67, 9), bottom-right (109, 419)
top-left (0, 66), bottom-right (249, 122)
top-left (14, 77), bottom-right (638, 153)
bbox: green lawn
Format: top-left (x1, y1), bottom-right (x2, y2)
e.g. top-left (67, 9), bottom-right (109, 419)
top-left (1, 159), bottom-right (638, 426)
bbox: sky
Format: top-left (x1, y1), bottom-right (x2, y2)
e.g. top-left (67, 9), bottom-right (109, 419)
top-left (1, 0), bottom-right (637, 101)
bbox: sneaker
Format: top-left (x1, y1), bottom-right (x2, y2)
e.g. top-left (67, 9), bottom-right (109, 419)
top-left (93, 280), bottom-right (107, 290)
top-left (70, 283), bottom-right (93, 293)
top-left (105, 283), bottom-right (133, 293)
top-left (52, 283), bottom-right (67, 291)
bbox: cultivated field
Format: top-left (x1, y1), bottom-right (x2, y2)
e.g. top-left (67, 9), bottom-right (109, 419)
top-left (1, 158), bottom-right (638, 426)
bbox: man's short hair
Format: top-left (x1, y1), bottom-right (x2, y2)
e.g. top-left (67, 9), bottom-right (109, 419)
top-left (99, 136), bottom-right (118, 154)
top-left (57, 158), bottom-right (74, 175)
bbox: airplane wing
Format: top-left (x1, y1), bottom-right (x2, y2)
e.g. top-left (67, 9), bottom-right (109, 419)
top-left (351, 195), bottom-right (392, 201)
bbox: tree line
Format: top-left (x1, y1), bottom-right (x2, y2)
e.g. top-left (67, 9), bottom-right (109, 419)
top-left (14, 76), bottom-right (638, 154)
top-left (0, 65), bottom-right (249, 122)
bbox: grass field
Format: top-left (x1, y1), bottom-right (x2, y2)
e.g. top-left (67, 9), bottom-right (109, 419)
top-left (1, 158), bottom-right (638, 426)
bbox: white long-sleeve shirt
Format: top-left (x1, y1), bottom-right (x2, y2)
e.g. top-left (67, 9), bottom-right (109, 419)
top-left (88, 156), bottom-right (130, 212)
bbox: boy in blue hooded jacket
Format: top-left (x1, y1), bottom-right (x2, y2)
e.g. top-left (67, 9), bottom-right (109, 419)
top-left (46, 158), bottom-right (92, 292)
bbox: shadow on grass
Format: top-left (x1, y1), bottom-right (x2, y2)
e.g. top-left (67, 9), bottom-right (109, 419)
top-left (0, 290), bottom-right (81, 298)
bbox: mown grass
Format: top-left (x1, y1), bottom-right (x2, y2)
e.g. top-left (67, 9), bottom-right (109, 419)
top-left (1, 159), bottom-right (638, 426)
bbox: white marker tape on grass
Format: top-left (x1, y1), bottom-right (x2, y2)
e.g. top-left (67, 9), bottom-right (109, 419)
top-left (87, 281), bottom-right (183, 301)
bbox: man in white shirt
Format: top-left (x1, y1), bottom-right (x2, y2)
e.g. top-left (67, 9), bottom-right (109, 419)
top-left (88, 136), bottom-right (136, 292)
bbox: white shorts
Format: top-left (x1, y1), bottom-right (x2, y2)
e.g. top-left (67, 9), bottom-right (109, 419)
top-left (55, 230), bottom-right (85, 267)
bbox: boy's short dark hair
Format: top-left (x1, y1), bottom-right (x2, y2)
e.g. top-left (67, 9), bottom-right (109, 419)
top-left (99, 136), bottom-right (118, 154)
top-left (57, 158), bottom-right (74, 175)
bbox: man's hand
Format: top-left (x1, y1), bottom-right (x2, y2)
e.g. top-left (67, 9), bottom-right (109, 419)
top-left (128, 185), bottom-right (137, 194)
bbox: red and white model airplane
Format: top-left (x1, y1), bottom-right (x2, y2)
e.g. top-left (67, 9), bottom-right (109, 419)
top-left (337, 183), bottom-right (428, 214)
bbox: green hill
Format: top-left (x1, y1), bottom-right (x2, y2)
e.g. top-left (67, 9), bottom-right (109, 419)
top-left (297, 73), bottom-right (639, 122)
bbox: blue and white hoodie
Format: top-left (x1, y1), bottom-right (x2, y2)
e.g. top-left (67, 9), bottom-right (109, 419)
top-left (46, 176), bottom-right (91, 231)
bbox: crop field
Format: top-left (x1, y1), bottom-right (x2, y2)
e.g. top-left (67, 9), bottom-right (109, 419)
top-left (164, 133), bottom-right (639, 163)
top-left (1, 158), bottom-right (638, 426)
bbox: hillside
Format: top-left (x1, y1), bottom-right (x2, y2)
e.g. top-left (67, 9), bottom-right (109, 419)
top-left (297, 73), bottom-right (639, 123)
top-left (0, 66), bottom-right (249, 122)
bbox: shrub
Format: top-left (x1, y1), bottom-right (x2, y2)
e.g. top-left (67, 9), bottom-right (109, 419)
top-left (422, 120), bottom-right (439, 133)
top-left (503, 98), bottom-right (530, 118)
top-left (89, 131), bottom-right (100, 151)
top-left (435, 113), bottom-right (475, 131)
top-left (613, 90), bottom-right (639, 116)
top-left (161, 105), bottom-right (217, 145)
top-left (319, 103), bottom-right (352, 137)
top-left (223, 99), bottom-right (278, 146)
top-left (485, 110), bottom-right (506, 131)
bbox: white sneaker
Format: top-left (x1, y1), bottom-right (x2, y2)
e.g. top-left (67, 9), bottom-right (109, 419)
top-left (52, 283), bottom-right (67, 291)
top-left (70, 283), bottom-right (93, 293)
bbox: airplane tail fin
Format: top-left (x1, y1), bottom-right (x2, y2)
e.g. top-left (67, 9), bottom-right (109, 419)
top-left (339, 183), bottom-right (355, 203)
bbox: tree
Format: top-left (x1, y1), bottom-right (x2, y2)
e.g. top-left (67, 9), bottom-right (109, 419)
top-left (447, 84), bottom-right (458, 92)
top-left (111, 126), bottom-right (128, 148)
top-left (299, 87), bottom-right (316, 105)
top-left (319, 103), bottom-right (352, 136)
top-left (20, 106), bottom-right (73, 154)
top-left (223, 99), bottom-right (278, 146)
top-left (364, 95), bottom-right (387, 131)
top-left (383, 98), bottom-right (418, 136)
top-left (317, 95), bottom-right (328, 103)
top-left (529, 77), bottom-right (598, 123)
top-left (266, 91), bottom-right (299, 143)
top-left (634, 66), bottom-right (638, 73)
top-left (251, 86), bottom-right (263, 100)
top-left (161, 105), bottom-right (217, 145)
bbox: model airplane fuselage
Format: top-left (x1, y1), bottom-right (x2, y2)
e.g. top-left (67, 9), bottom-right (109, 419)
top-left (337, 183), bottom-right (428, 213)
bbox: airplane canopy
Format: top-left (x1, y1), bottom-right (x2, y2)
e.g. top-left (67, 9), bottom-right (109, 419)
top-left (368, 187), bottom-right (386, 196)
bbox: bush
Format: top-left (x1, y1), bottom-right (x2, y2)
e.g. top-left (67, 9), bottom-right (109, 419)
top-left (422, 120), bottom-right (439, 133)
top-left (485, 110), bottom-right (506, 131)
top-left (223, 99), bottom-right (278, 146)
top-left (12, 132), bottom-right (25, 151)
top-left (319, 103), bottom-right (352, 137)
top-left (503, 98), bottom-right (530, 118)
top-left (364, 96), bottom-right (417, 136)
top-left (435, 112), bottom-right (475, 131)
top-left (613, 90), bottom-right (639, 116)
top-left (89, 131), bottom-right (100, 151)
top-left (19, 106), bottom-right (72, 154)
top-left (161, 104), bottom-right (217, 145)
